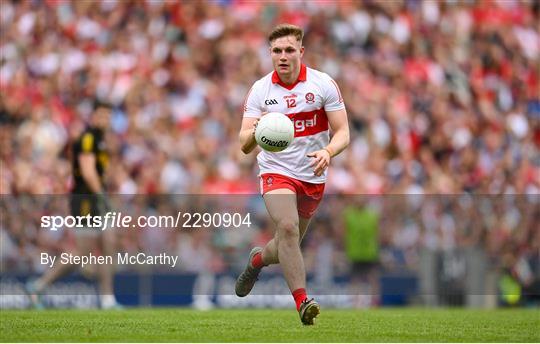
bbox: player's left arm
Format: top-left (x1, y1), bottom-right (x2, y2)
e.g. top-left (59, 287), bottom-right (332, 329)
top-left (307, 108), bottom-right (350, 176)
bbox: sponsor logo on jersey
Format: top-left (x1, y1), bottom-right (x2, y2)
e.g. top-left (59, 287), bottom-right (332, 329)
top-left (289, 109), bottom-right (329, 137)
top-left (264, 99), bottom-right (278, 105)
top-left (266, 176), bottom-right (273, 185)
top-left (305, 92), bottom-right (315, 104)
top-left (295, 114), bottom-right (317, 132)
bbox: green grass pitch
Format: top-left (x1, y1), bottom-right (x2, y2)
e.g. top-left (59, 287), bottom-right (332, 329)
top-left (1, 308), bottom-right (538, 342)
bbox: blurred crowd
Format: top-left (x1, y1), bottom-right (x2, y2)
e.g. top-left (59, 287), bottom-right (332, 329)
top-left (1, 0), bottom-right (539, 300)
top-left (2, 0), bottom-right (539, 195)
top-left (1, 194), bottom-right (538, 304)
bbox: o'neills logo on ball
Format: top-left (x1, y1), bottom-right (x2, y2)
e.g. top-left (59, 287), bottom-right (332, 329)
top-left (261, 136), bottom-right (288, 147)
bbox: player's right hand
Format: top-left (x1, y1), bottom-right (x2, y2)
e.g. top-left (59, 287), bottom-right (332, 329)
top-left (252, 112), bottom-right (268, 136)
top-left (252, 119), bottom-right (259, 137)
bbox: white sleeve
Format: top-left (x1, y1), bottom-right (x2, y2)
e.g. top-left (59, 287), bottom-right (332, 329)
top-left (322, 74), bottom-right (345, 112)
top-left (243, 82), bottom-right (263, 118)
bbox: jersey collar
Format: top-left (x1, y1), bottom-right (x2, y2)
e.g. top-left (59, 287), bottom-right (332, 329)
top-left (272, 63), bottom-right (307, 90)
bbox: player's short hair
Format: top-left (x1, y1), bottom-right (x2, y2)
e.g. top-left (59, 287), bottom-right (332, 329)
top-left (92, 100), bottom-right (112, 111)
top-left (268, 24), bottom-right (303, 44)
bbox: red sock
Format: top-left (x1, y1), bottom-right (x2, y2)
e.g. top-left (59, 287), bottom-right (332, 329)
top-left (292, 288), bottom-right (308, 311)
top-left (251, 252), bottom-right (265, 269)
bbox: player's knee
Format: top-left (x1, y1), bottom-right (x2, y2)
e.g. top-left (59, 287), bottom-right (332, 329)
top-left (276, 219), bottom-right (299, 240)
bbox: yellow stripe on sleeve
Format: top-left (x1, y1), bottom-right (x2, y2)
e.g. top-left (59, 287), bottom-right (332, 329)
top-left (81, 133), bottom-right (94, 152)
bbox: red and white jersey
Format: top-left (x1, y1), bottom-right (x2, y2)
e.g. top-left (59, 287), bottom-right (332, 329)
top-left (243, 64), bottom-right (345, 184)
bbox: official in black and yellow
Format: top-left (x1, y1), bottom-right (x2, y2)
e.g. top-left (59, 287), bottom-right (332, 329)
top-left (25, 105), bottom-right (122, 310)
top-left (71, 106), bottom-right (110, 219)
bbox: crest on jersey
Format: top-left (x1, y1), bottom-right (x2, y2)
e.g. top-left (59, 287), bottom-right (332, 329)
top-left (305, 92), bottom-right (315, 104)
top-left (266, 176), bottom-right (273, 185)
